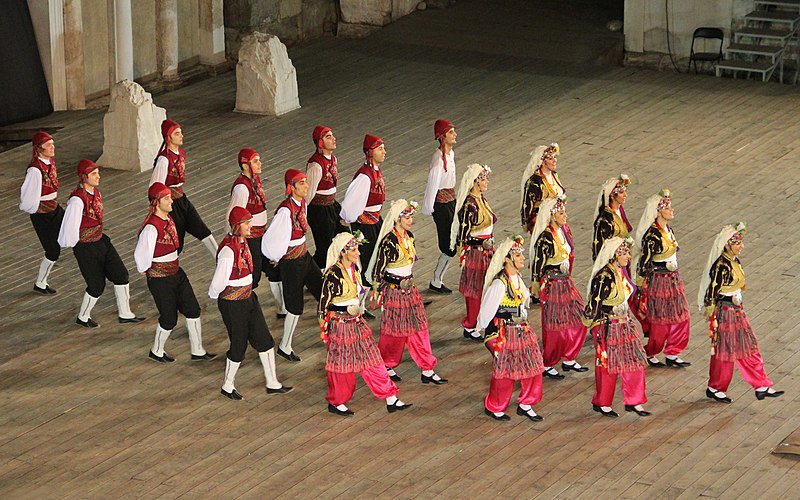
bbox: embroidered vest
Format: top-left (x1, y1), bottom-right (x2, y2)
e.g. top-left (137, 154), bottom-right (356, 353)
top-left (71, 187), bottom-right (103, 243)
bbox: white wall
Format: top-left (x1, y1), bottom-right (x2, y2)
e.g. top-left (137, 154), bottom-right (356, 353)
top-left (625, 0), bottom-right (752, 55)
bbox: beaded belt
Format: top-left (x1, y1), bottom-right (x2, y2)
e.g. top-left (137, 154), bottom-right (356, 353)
top-left (220, 284), bottom-right (252, 300)
top-left (79, 225), bottom-right (103, 243)
top-left (311, 193), bottom-right (336, 206)
top-left (435, 188), bottom-right (456, 203)
top-left (147, 260), bottom-right (179, 278)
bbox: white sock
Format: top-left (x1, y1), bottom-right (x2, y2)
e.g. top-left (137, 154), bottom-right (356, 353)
top-left (259, 349), bottom-right (282, 389)
top-left (186, 317), bottom-right (206, 356)
top-left (269, 281), bottom-right (288, 315)
top-left (648, 356), bottom-right (660, 363)
top-left (336, 404), bottom-right (349, 411)
top-left (78, 293), bottom-right (99, 322)
top-left (36, 258), bottom-right (56, 288)
top-left (387, 395), bottom-right (398, 405)
top-left (563, 360), bottom-right (575, 366)
top-left (151, 325), bottom-right (172, 356)
top-left (114, 284), bottom-right (136, 319)
top-left (601, 406), bottom-right (613, 412)
top-left (280, 313), bottom-right (299, 353)
top-left (709, 387), bottom-right (728, 398)
top-left (431, 253), bottom-right (451, 287)
top-left (422, 369), bottom-right (434, 377)
top-left (202, 235), bottom-right (218, 258)
top-left (222, 358), bottom-right (240, 392)
top-left (387, 368), bottom-right (398, 376)
top-left (665, 355), bottom-right (677, 360)
top-left (756, 386), bottom-right (769, 392)
top-left (519, 403), bottom-right (532, 411)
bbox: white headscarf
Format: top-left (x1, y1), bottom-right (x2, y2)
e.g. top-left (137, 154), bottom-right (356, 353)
top-left (326, 232), bottom-right (360, 271)
top-left (529, 197), bottom-right (558, 257)
top-left (482, 237), bottom-right (520, 299)
top-left (365, 199), bottom-right (416, 280)
top-left (697, 222), bottom-right (745, 311)
top-left (519, 145), bottom-right (548, 207)
top-left (595, 174), bottom-right (630, 217)
top-left (449, 163), bottom-right (490, 251)
top-left (587, 236), bottom-right (633, 297)
top-left (631, 191), bottom-right (663, 282)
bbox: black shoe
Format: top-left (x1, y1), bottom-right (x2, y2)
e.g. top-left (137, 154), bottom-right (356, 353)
top-left (76, 317), bottom-right (99, 328)
top-left (484, 408), bottom-right (510, 421)
top-left (276, 348), bottom-right (301, 362)
top-left (277, 313), bottom-right (287, 320)
top-left (423, 299), bottom-right (433, 306)
top-left (33, 284), bottom-right (57, 295)
top-left (119, 316), bottom-right (146, 324)
top-left (755, 389), bottom-right (785, 400)
top-left (387, 401), bottom-right (412, 413)
top-left (530, 296), bottom-right (541, 305)
top-left (428, 283), bottom-right (453, 295)
top-left (647, 358), bottom-right (667, 368)
top-left (705, 388), bottom-right (732, 404)
top-left (221, 388), bottom-right (243, 400)
top-left (363, 310), bottom-right (376, 320)
top-left (562, 363), bottom-right (589, 373)
top-left (543, 368), bottom-right (565, 380)
top-left (665, 357), bottom-right (691, 368)
top-left (191, 352), bottom-right (217, 361)
top-left (463, 329), bottom-right (482, 341)
top-left (266, 385), bottom-right (294, 394)
top-left (421, 373), bottom-right (448, 385)
top-left (387, 368), bottom-right (402, 382)
top-left (624, 404), bottom-right (652, 417)
top-left (592, 404), bottom-right (619, 418)
top-left (148, 350), bottom-right (175, 363)
top-left (516, 406), bottom-right (543, 422)
top-left (327, 403), bottom-right (354, 416)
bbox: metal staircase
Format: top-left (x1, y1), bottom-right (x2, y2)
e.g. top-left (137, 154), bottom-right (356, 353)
top-left (716, 0), bottom-right (800, 83)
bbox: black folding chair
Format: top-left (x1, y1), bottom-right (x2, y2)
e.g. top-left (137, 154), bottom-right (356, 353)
top-left (688, 27), bottom-right (724, 74)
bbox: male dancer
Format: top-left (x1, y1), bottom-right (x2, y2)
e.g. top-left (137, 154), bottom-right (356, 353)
top-left (422, 119), bottom-right (458, 294)
top-left (226, 148), bottom-right (287, 317)
top-left (20, 131), bottom-right (63, 294)
top-left (58, 160), bottom-right (144, 328)
top-left (263, 169), bottom-right (323, 362)
top-left (135, 182), bottom-right (215, 362)
top-left (305, 125), bottom-right (342, 269)
top-left (150, 119), bottom-right (217, 256)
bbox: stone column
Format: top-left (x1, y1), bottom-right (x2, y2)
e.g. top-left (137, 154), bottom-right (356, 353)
top-left (113, 0), bottom-right (134, 82)
top-left (63, 0), bottom-right (86, 109)
top-left (199, 0), bottom-right (226, 66)
top-left (27, 0), bottom-right (68, 110)
top-left (157, 0), bottom-right (179, 82)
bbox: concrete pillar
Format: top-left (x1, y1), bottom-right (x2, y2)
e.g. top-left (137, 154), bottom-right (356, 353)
top-left (624, 0), bottom-right (645, 53)
top-left (199, 0), bottom-right (226, 66)
top-left (113, 0), bottom-right (134, 82)
top-left (157, 0), bottom-right (179, 81)
top-left (27, 0), bottom-right (68, 110)
top-left (63, 0), bottom-right (86, 109)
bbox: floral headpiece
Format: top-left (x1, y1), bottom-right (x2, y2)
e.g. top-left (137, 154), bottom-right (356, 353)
top-left (615, 236), bottom-right (635, 257)
top-left (727, 222), bottom-right (746, 245)
top-left (344, 230), bottom-right (368, 251)
top-left (509, 234), bottom-right (525, 255)
top-left (399, 200), bottom-right (418, 219)
top-left (551, 193), bottom-right (567, 213)
top-left (656, 188), bottom-right (671, 211)
top-left (476, 164), bottom-right (492, 180)
top-left (612, 174), bottom-right (631, 196)
top-left (542, 142), bottom-right (560, 161)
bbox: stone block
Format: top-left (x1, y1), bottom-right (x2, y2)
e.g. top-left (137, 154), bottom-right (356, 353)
top-left (300, 0), bottom-right (336, 40)
top-left (97, 80), bottom-right (166, 172)
top-left (392, 0), bottom-right (418, 20)
top-left (340, 0), bottom-right (391, 26)
top-left (280, 0), bottom-right (302, 19)
top-left (234, 32), bottom-right (300, 116)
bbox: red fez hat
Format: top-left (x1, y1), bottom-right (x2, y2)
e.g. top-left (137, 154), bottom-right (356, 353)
top-left (33, 131), bottom-right (54, 147)
top-left (228, 206), bottom-right (252, 231)
top-left (77, 159), bottom-right (99, 179)
top-left (434, 120), bottom-right (454, 141)
top-left (161, 119), bottom-right (181, 140)
top-left (363, 134), bottom-right (383, 155)
top-left (238, 148), bottom-right (259, 164)
top-left (284, 168), bottom-right (306, 195)
top-left (148, 182), bottom-right (171, 202)
top-left (313, 125), bottom-right (332, 151)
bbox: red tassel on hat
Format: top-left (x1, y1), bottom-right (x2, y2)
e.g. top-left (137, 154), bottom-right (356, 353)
top-left (238, 148), bottom-right (259, 165)
top-left (313, 125), bottom-right (331, 152)
top-left (362, 134), bottom-right (383, 155)
top-left (284, 168), bottom-right (306, 196)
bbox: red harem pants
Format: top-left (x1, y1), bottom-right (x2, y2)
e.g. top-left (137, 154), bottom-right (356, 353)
top-left (463, 297), bottom-right (481, 330)
top-left (541, 325), bottom-right (586, 367)
top-left (484, 375), bottom-right (543, 413)
top-left (378, 329), bottom-right (437, 371)
top-left (326, 365), bottom-right (399, 406)
top-left (645, 320), bottom-right (690, 357)
top-left (592, 366), bottom-right (647, 407)
top-left (708, 351), bottom-right (773, 392)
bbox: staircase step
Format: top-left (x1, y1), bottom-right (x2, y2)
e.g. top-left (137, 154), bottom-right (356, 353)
top-left (725, 43), bottom-right (785, 57)
top-left (745, 10), bottom-right (800, 24)
top-left (754, 0), bottom-right (800, 10)
top-left (736, 26), bottom-right (795, 41)
top-left (716, 59), bottom-right (776, 71)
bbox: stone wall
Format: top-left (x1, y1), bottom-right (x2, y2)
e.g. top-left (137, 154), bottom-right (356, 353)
top-left (624, 0), bottom-right (751, 57)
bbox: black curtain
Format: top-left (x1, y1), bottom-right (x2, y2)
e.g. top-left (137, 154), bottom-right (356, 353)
top-left (0, 0), bottom-right (53, 126)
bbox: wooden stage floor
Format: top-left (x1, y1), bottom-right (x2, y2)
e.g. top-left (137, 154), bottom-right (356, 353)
top-left (1, 1), bottom-right (799, 497)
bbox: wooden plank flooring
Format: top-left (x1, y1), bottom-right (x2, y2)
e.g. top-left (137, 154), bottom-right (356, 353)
top-left (0, 0), bottom-right (799, 497)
